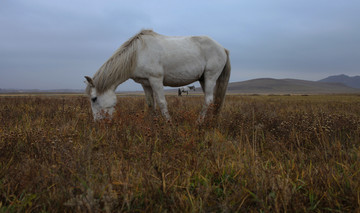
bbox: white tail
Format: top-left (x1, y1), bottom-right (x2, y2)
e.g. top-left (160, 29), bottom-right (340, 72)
top-left (214, 49), bottom-right (231, 114)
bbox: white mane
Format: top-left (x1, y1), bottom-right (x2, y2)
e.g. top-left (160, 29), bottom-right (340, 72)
top-left (86, 29), bottom-right (157, 95)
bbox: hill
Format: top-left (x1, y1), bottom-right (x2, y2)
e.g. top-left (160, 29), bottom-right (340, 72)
top-left (1, 77), bottom-right (359, 95)
top-left (318, 74), bottom-right (360, 89)
top-left (226, 78), bottom-right (360, 94)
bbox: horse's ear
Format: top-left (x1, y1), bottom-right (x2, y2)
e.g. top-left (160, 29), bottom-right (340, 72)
top-left (84, 76), bottom-right (95, 87)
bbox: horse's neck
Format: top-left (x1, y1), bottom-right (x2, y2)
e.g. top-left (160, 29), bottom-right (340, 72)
top-left (107, 84), bottom-right (118, 93)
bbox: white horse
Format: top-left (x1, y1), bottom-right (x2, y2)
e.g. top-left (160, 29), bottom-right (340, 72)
top-left (178, 85), bottom-right (195, 96)
top-left (85, 30), bottom-right (230, 121)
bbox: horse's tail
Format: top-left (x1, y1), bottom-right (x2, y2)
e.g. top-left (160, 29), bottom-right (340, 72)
top-left (214, 49), bottom-right (231, 114)
top-left (178, 88), bottom-right (181, 96)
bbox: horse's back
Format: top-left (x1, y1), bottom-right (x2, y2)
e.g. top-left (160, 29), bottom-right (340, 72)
top-left (134, 33), bottom-right (227, 87)
top-left (140, 34), bottom-right (225, 64)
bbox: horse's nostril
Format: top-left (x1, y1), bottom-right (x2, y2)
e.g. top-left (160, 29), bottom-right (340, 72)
top-left (91, 97), bottom-right (97, 102)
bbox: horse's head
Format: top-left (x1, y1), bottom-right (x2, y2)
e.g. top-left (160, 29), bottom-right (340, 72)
top-left (85, 76), bottom-right (117, 121)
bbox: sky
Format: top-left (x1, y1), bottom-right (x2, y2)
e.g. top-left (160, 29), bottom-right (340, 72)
top-left (1, 0), bottom-right (359, 91)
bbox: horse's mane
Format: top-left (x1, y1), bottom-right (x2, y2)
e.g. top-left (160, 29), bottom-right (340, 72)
top-left (86, 29), bottom-right (158, 95)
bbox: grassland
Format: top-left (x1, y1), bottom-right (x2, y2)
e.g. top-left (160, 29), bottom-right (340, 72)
top-left (0, 94), bottom-right (359, 212)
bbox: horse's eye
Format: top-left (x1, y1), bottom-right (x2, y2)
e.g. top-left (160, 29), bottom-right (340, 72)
top-left (91, 97), bottom-right (97, 102)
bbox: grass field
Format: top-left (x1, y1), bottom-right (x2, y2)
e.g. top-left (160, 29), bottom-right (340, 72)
top-left (0, 94), bottom-right (359, 212)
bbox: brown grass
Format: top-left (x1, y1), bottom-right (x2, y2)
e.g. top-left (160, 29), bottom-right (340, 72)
top-left (0, 94), bottom-right (359, 212)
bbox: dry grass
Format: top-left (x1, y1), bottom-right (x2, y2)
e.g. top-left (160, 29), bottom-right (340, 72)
top-left (0, 94), bottom-right (359, 212)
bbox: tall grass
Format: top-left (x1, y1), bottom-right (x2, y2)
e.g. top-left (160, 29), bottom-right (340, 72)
top-left (0, 94), bottom-right (359, 212)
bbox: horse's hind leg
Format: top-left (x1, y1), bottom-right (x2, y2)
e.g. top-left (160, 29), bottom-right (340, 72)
top-left (199, 77), bottom-right (217, 122)
top-left (142, 84), bottom-right (156, 113)
top-left (199, 79), bottom-right (205, 92)
top-left (148, 77), bottom-right (171, 121)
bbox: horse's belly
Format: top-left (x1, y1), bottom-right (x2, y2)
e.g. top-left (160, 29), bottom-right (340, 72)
top-left (162, 55), bottom-right (205, 87)
top-left (163, 65), bottom-right (204, 87)
top-left (163, 75), bottom-right (198, 87)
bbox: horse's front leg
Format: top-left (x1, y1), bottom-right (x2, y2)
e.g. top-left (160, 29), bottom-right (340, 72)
top-left (149, 77), bottom-right (171, 121)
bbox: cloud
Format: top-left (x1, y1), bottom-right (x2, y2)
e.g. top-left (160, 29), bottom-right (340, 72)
top-left (0, 0), bottom-right (359, 90)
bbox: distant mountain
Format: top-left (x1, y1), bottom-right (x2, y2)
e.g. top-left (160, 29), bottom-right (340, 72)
top-left (1, 77), bottom-right (359, 95)
top-left (226, 78), bottom-right (360, 94)
top-left (318, 74), bottom-right (360, 89)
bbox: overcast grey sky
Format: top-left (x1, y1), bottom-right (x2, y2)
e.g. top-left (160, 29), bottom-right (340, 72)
top-left (1, 0), bottom-right (359, 90)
